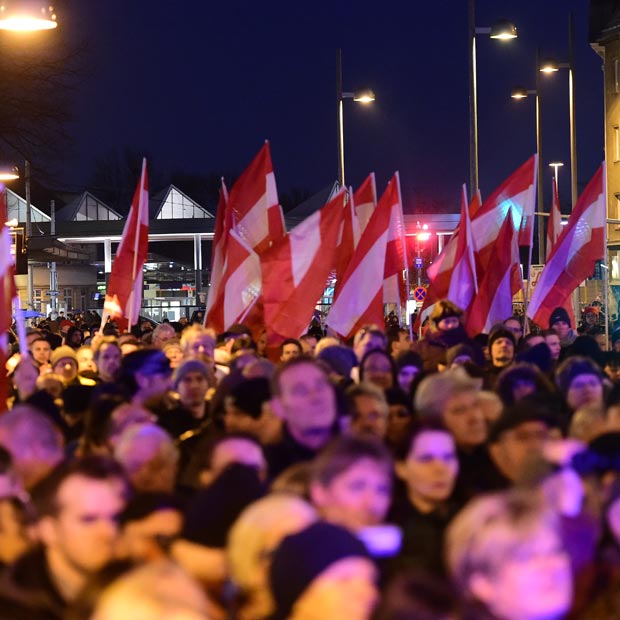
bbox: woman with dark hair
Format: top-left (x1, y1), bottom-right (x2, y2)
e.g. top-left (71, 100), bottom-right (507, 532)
top-left (495, 362), bottom-right (557, 407)
top-left (389, 421), bottom-right (461, 578)
top-left (359, 349), bottom-right (398, 392)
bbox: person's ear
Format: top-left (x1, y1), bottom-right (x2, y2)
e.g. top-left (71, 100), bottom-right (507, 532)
top-left (270, 397), bottom-right (284, 420)
top-left (309, 481), bottom-right (328, 508)
top-left (394, 460), bottom-right (408, 482)
top-left (468, 572), bottom-right (494, 606)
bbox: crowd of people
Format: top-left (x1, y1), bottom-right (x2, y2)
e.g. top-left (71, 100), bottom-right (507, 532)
top-left (0, 300), bottom-right (620, 620)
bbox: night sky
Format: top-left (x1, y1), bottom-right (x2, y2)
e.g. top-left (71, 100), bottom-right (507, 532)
top-left (59, 0), bottom-right (601, 215)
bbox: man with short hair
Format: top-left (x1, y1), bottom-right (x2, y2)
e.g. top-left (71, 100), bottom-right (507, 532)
top-left (0, 405), bottom-right (64, 490)
top-left (387, 326), bottom-right (411, 359)
top-left (346, 382), bottom-right (389, 440)
top-left (119, 349), bottom-right (173, 409)
top-left (487, 399), bottom-right (561, 487)
top-left (0, 456), bottom-right (130, 619)
top-left (158, 359), bottom-right (211, 437)
top-left (30, 337), bottom-right (51, 371)
top-left (484, 328), bottom-right (516, 389)
top-left (299, 333), bottom-right (318, 356)
top-left (279, 338), bottom-right (302, 363)
top-left (152, 323), bottom-right (177, 349)
top-left (267, 358), bottom-right (338, 478)
top-left (93, 337), bottom-right (122, 384)
top-left (353, 326), bottom-right (387, 363)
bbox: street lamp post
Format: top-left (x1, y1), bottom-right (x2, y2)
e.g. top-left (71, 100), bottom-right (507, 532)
top-left (511, 51), bottom-right (545, 265)
top-left (0, 2), bottom-right (59, 309)
top-left (336, 49), bottom-right (375, 187)
top-left (468, 0), bottom-right (517, 199)
top-left (539, 13), bottom-right (577, 209)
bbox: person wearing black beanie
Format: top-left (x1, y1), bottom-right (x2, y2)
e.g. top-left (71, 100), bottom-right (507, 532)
top-left (269, 521), bottom-right (378, 620)
top-left (549, 306), bottom-right (577, 349)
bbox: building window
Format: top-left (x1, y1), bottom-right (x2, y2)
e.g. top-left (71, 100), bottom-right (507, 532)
top-left (615, 126), bottom-right (620, 163)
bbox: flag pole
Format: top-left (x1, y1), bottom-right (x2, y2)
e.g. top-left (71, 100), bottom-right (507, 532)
top-left (128, 159), bottom-right (146, 333)
top-left (604, 161), bottom-right (610, 348)
top-left (522, 153), bottom-right (539, 337)
top-left (395, 172), bottom-right (412, 337)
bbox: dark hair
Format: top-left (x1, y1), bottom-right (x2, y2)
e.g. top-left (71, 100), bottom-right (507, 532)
top-left (495, 363), bottom-right (556, 407)
top-left (359, 349), bottom-right (398, 387)
top-left (231, 334), bottom-right (257, 355)
top-left (311, 435), bottom-right (392, 486)
top-left (279, 338), bottom-right (302, 356)
top-left (119, 349), bottom-right (171, 395)
top-left (31, 456), bottom-right (130, 519)
top-left (81, 393), bottom-right (126, 454)
top-left (394, 419), bottom-right (451, 461)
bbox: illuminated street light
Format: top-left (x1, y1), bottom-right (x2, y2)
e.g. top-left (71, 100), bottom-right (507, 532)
top-left (337, 49), bottom-right (375, 186)
top-left (0, 1), bottom-right (57, 30)
top-left (549, 161), bottom-right (564, 185)
top-left (510, 87), bottom-right (532, 100)
top-left (0, 163), bottom-right (19, 181)
top-left (538, 13), bottom-right (578, 211)
top-left (489, 19), bottom-right (518, 40)
top-left (469, 0), bottom-right (518, 198)
top-left (511, 49), bottom-right (543, 263)
top-left (352, 88), bottom-right (375, 104)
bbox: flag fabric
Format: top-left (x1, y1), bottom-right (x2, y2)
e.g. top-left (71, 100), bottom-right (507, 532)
top-left (414, 157), bottom-right (535, 331)
top-left (471, 155), bottom-right (537, 253)
top-left (446, 185), bottom-right (478, 314)
top-left (546, 177), bottom-right (562, 260)
top-left (544, 177), bottom-right (576, 328)
top-left (333, 189), bottom-right (358, 295)
top-left (228, 142), bottom-right (285, 254)
top-left (352, 173), bottom-right (377, 236)
top-left (206, 228), bottom-right (262, 333)
top-left (261, 188), bottom-right (346, 342)
top-left (103, 158), bottom-right (149, 330)
top-left (467, 215), bottom-right (523, 335)
top-left (0, 187), bottom-right (16, 409)
top-left (382, 173), bottom-right (409, 309)
top-left (205, 180), bottom-right (230, 324)
top-left (327, 187), bottom-right (392, 339)
top-left (527, 163), bottom-right (606, 328)
top-left (468, 188), bottom-right (483, 218)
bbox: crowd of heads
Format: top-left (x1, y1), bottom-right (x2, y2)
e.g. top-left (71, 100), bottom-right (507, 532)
top-left (0, 302), bottom-right (619, 620)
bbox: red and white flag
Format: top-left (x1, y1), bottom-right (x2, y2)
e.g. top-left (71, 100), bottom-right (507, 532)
top-left (352, 173), bottom-right (377, 236)
top-left (415, 158), bottom-right (535, 330)
top-left (467, 214), bottom-right (523, 335)
top-left (0, 187), bottom-right (16, 409)
top-left (333, 189), bottom-right (358, 295)
top-left (103, 158), bottom-right (149, 330)
top-left (206, 228), bottom-right (261, 332)
top-left (228, 142), bottom-right (285, 254)
top-left (382, 173), bottom-right (409, 309)
top-left (447, 185), bottom-right (478, 314)
top-left (468, 188), bottom-right (483, 218)
top-left (527, 163), bottom-right (606, 328)
top-left (261, 189), bottom-right (346, 341)
top-left (543, 177), bottom-right (575, 327)
top-left (327, 187), bottom-right (391, 339)
top-left (546, 177), bottom-right (562, 260)
top-left (205, 180), bottom-right (230, 323)
top-left (472, 156), bottom-right (537, 276)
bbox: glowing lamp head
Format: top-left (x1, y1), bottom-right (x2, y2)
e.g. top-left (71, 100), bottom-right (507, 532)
top-left (353, 88), bottom-right (375, 104)
top-left (490, 19), bottom-right (517, 40)
top-left (0, 1), bottom-right (57, 31)
top-left (511, 87), bottom-right (529, 100)
top-left (539, 59), bottom-right (559, 73)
